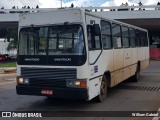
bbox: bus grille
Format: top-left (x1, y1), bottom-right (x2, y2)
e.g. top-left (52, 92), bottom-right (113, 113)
top-left (21, 67), bottom-right (77, 88)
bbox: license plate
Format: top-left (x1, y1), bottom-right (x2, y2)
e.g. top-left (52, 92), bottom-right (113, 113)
top-left (41, 90), bottom-right (53, 95)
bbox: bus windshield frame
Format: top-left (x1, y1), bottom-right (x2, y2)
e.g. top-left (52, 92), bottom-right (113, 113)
top-left (18, 24), bottom-right (86, 66)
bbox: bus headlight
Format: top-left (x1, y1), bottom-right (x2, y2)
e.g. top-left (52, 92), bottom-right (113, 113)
top-left (66, 79), bottom-right (86, 88)
top-left (17, 77), bottom-right (30, 85)
top-left (18, 78), bottom-right (24, 84)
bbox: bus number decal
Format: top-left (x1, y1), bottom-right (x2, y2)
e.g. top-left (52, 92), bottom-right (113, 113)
top-left (94, 66), bottom-right (98, 73)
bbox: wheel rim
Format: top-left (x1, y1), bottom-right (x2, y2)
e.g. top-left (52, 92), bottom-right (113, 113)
top-left (101, 81), bottom-right (106, 95)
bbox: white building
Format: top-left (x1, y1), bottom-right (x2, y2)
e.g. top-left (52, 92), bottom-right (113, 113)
top-left (0, 39), bottom-right (16, 55)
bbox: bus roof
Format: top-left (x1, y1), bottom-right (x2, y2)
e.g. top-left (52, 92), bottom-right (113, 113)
top-left (84, 9), bottom-right (147, 32)
top-left (19, 7), bottom-right (147, 32)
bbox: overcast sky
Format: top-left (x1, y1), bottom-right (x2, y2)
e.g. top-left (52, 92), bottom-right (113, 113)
top-left (0, 0), bottom-right (159, 9)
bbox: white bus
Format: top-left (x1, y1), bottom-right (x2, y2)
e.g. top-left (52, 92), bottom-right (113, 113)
top-left (16, 8), bottom-right (149, 102)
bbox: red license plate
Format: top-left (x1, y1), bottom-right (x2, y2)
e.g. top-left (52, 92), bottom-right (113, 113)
top-left (41, 90), bottom-right (53, 95)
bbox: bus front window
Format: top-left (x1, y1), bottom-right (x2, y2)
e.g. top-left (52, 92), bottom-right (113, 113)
top-left (19, 27), bottom-right (48, 55)
top-left (19, 25), bottom-right (85, 56)
top-left (48, 25), bottom-right (85, 55)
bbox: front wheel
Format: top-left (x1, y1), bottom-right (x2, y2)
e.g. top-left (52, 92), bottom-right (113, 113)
top-left (96, 76), bottom-right (107, 102)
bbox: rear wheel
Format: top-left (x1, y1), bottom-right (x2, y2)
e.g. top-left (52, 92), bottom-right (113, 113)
top-left (132, 64), bottom-right (140, 82)
top-left (96, 76), bottom-right (107, 102)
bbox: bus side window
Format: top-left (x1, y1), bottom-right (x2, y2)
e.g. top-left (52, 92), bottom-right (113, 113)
top-left (136, 30), bottom-right (141, 47)
top-left (87, 26), bottom-right (92, 49)
top-left (141, 31), bottom-right (148, 47)
top-left (122, 26), bottom-right (130, 48)
top-left (129, 28), bottom-right (136, 48)
top-left (144, 32), bottom-right (148, 47)
top-left (87, 24), bottom-right (101, 50)
top-left (141, 31), bottom-right (145, 47)
top-left (112, 23), bottom-right (122, 48)
top-left (100, 20), bottom-right (112, 49)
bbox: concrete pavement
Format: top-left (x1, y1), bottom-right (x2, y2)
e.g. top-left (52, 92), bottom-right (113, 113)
top-left (0, 67), bottom-right (16, 85)
top-left (0, 60), bottom-right (160, 120)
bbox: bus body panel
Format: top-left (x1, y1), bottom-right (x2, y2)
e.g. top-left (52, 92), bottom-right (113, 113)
top-left (112, 49), bottom-right (124, 85)
top-left (103, 50), bottom-right (114, 72)
top-left (146, 47), bottom-right (150, 60)
top-left (123, 48), bottom-right (132, 67)
top-left (102, 50), bottom-right (114, 87)
top-left (113, 49), bottom-right (123, 70)
top-left (131, 48), bottom-right (138, 64)
top-left (145, 47), bottom-right (150, 69)
top-left (137, 47), bottom-right (143, 61)
top-left (141, 47), bottom-right (150, 70)
top-left (142, 47), bottom-right (146, 60)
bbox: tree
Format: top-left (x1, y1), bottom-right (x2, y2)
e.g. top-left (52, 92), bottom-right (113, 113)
top-left (6, 28), bottom-right (18, 51)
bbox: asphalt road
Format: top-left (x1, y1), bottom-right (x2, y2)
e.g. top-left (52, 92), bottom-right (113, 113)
top-left (0, 61), bottom-right (160, 120)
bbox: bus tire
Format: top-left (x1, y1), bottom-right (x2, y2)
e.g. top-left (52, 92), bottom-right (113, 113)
top-left (96, 75), bottom-right (107, 102)
top-left (132, 64), bottom-right (140, 82)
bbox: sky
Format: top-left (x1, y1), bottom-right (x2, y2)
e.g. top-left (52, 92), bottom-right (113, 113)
top-left (0, 0), bottom-right (159, 9)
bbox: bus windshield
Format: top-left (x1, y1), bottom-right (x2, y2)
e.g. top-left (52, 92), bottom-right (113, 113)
top-left (19, 25), bottom-right (85, 56)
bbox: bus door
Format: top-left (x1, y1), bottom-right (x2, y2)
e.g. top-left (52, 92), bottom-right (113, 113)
top-left (86, 17), bottom-right (103, 99)
top-left (85, 15), bottom-right (102, 67)
top-left (87, 24), bottom-right (102, 65)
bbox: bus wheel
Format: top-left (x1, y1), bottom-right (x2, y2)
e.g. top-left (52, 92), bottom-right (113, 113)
top-left (96, 76), bottom-right (107, 102)
top-left (132, 65), bottom-right (140, 82)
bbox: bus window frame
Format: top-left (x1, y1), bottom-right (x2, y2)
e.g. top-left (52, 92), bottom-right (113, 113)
top-left (121, 25), bottom-right (130, 48)
top-left (87, 24), bottom-right (102, 51)
top-left (112, 23), bottom-right (123, 49)
top-left (135, 29), bottom-right (141, 47)
top-left (141, 31), bottom-right (148, 47)
top-left (129, 28), bottom-right (136, 48)
top-left (100, 20), bottom-right (113, 50)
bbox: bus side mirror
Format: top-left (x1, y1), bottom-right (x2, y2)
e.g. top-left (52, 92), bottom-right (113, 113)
top-left (92, 24), bottom-right (100, 36)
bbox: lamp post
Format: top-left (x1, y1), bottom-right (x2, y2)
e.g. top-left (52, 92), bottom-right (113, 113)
top-left (60, 0), bottom-right (63, 8)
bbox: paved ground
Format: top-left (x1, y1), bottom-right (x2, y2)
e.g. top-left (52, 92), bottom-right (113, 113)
top-left (0, 67), bottom-right (16, 85)
top-left (0, 61), bottom-right (160, 120)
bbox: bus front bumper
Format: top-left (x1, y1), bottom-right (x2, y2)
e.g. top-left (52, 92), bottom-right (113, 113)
top-left (16, 85), bottom-right (88, 99)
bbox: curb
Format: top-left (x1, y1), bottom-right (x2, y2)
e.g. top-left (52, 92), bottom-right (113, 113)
top-left (0, 67), bottom-right (16, 74)
top-left (4, 68), bottom-right (16, 74)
